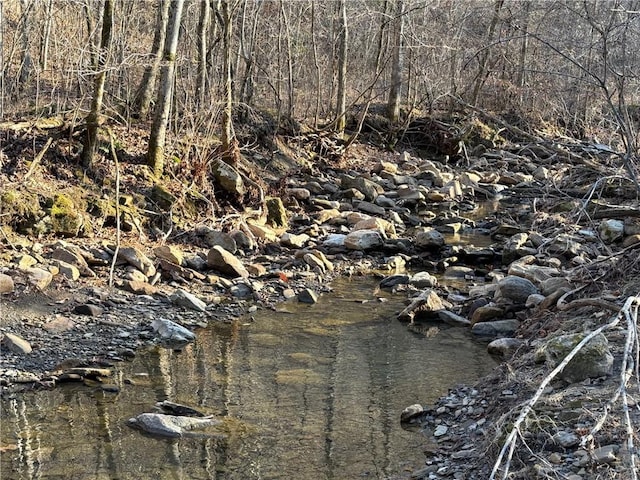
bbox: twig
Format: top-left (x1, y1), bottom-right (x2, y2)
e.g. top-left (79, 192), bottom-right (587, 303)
top-left (107, 129), bottom-right (121, 288)
top-left (23, 137), bottom-right (53, 181)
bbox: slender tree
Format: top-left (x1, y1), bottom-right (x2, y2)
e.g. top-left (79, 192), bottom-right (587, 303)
top-left (81, 0), bottom-right (113, 171)
top-left (196, 0), bottom-right (210, 108)
top-left (134, 0), bottom-right (170, 118)
top-left (387, 0), bottom-right (404, 123)
top-left (335, 0), bottom-right (348, 135)
top-left (220, 0), bottom-right (236, 163)
top-left (147, 0), bottom-right (185, 177)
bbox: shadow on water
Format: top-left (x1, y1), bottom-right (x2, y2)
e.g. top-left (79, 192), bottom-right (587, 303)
top-left (1, 276), bottom-right (497, 479)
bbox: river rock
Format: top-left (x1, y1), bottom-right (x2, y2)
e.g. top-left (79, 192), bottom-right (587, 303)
top-left (212, 160), bottom-right (245, 196)
top-left (496, 275), bottom-right (539, 303)
top-left (50, 246), bottom-right (95, 277)
top-left (196, 227), bottom-right (237, 252)
top-left (286, 187), bottom-right (311, 200)
top-left (24, 267), bottom-right (53, 289)
top-left (170, 289), bottom-right (207, 312)
top-left (355, 201), bottom-right (386, 216)
top-left (266, 197), bottom-right (288, 227)
top-left (1, 333), bottom-right (32, 354)
top-left (415, 228), bottom-right (445, 249)
top-left (207, 245), bottom-right (249, 278)
top-left (340, 175), bottom-right (382, 201)
top-left (437, 310), bottom-right (471, 326)
top-left (502, 232), bottom-right (529, 264)
top-left (322, 234), bottom-right (347, 249)
top-left (151, 318), bottom-right (196, 343)
top-left (281, 232), bottom-right (310, 248)
top-left (471, 305), bottom-right (504, 324)
top-left (353, 218), bottom-right (396, 238)
top-left (0, 273), bottom-right (14, 293)
top-left (400, 404), bottom-right (423, 422)
top-left (398, 289), bottom-right (446, 322)
top-left (599, 219), bottom-right (624, 243)
top-left (508, 261), bottom-right (562, 284)
top-left (471, 319), bottom-right (519, 336)
top-left (247, 223), bottom-right (279, 242)
top-left (409, 271), bottom-right (439, 288)
top-left (127, 413), bottom-right (221, 438)
top-left (123, 280), bottom-right (158, 295)
top-left (535, 332), bottom-right (613, 383)
top-left (379, 274), bottom-right (410, 288)
top-left (487, 337), bottom-right (524, 356)
top-left (298, 288), bottom-right (319, 304)
top-left (154, 245), bottom-right (184, 266)
top-left (118, 247), bottom-right (156, 277)
top-left (344, 230), bottom-right (383, 250)
top-left (52, 259), bottom-right (80, 280)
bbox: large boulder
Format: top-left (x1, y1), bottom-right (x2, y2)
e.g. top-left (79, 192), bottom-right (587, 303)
top-left (212, 161), bottom-right (245, 196)
top-left (535, 332), bottom-right (613, 383)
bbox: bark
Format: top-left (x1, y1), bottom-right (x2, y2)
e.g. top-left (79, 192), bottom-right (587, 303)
top-left (81, 0), bottom-right (113, 171)
top-left (239, 1), bottom-right (261, 105)
top-left (39, 0), bottom-right (53, 71)
top-left (134, 0), bottom-right (170, 118)
top-left (387, 0), bottom-right (404, 124)
top-left (335, 0), bottom-right (348, 135)
top-left (220, 0), bottom-right (235, 161)
top-left (17, 0), bottom-right (34, 87)
top-left (147, 0), bottom-right (185, 177)
top-left (280, 1), bottom-right (294, 119)
top-left (196, 0), bottom-right (210, 108)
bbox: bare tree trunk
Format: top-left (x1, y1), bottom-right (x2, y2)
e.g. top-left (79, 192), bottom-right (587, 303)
top-left (81, 0), bottom-right (113, 171)
top-left (387, 0), bottom-right (404, 123)
top-left (220, 0), bottom-right (236, 163)
top-left (17, 0), bottom-right (34, 89)
top-left (147, 0), bottom-right (185, 177)
top-left (39, 0), bottom-right (53, 71)
top-left (0, 0), bottom-right (4, 119)
top-left (83, 0), bottom-right (97, 70)
top-left (516, 0), bottom-right (530, 106)
top-left (471, 0), bottom-right (504, 106)
top-left (196, 0), bottom-right (210, 108)
top-left (239, 1), bottom-right (261, 105)
top-left (135, 0), bottom-right (170, 118)
top-left (336, 0), bottom-right (348, 135)
top-left (280, 0), bottom-right (294, 120)
top-left (311, 0), bottom-right (321, 128)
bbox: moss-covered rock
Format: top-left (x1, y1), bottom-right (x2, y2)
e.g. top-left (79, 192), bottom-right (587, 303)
top-left (0, 189), bottom-right (44, 233)
top-left (49, 193), bottom-right (86, 237)
top-left (266, 197), bottom-right (288, 228)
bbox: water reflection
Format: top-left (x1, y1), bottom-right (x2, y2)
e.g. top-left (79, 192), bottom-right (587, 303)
top-left (1, 277), bottom-right (496, 479)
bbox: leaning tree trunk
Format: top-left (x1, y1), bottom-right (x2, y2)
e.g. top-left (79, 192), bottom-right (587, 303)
top-left (335, 0), bottom-right (348, 136)
top-left (81, 0), bottom-right (113, 171)
top-left (134, 0), bottom-right (170, 118)
top-left (147, 0), bottom-right (185, 178)
top-left (387, 0), bottom-right (404, 124)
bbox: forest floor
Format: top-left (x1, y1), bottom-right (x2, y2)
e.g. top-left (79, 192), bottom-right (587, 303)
top-left (1, 111), bottom-right (639, 478)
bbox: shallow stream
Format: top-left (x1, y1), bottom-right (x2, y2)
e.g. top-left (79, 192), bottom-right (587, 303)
top-left (1, 276), bottom-right (497, 479)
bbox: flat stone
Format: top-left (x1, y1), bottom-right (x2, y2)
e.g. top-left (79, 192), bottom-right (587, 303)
top-left (437, 310), bottom-right (471, 326)
top-left (1, 333), bottom-right (32, 354)
top-left (592, 445), bottom-right (618, 464)
top-left (170, 289), bottom-right (207, 312)
top-left (127, 413), bottom-right (221, 438)
top-left (53, 259), bottom-right (80, 280)
top-left (471, 319), bottom-right (519, 336)
top-left (471, 305), bottom-right (504, 324)
top-left (43, 316), bottom-right (75, 333)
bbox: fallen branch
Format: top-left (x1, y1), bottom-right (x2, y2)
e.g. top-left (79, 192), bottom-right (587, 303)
top-left (107, 129), bottom-right (121, 288)
top-left (490, 295), bottom-right (640, 480)
top-left (23, 137), bottom-right (53, 181)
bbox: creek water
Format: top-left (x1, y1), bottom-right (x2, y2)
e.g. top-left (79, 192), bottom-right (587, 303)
top-left (1, 276), bottom-right (497, 480)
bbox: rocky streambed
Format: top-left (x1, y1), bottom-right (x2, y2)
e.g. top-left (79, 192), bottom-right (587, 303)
top-left (1, 137), bottom-right (639, 478)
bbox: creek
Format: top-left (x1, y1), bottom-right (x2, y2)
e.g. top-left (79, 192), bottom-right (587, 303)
top-left (1, 275), bottom-right (497, 479)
